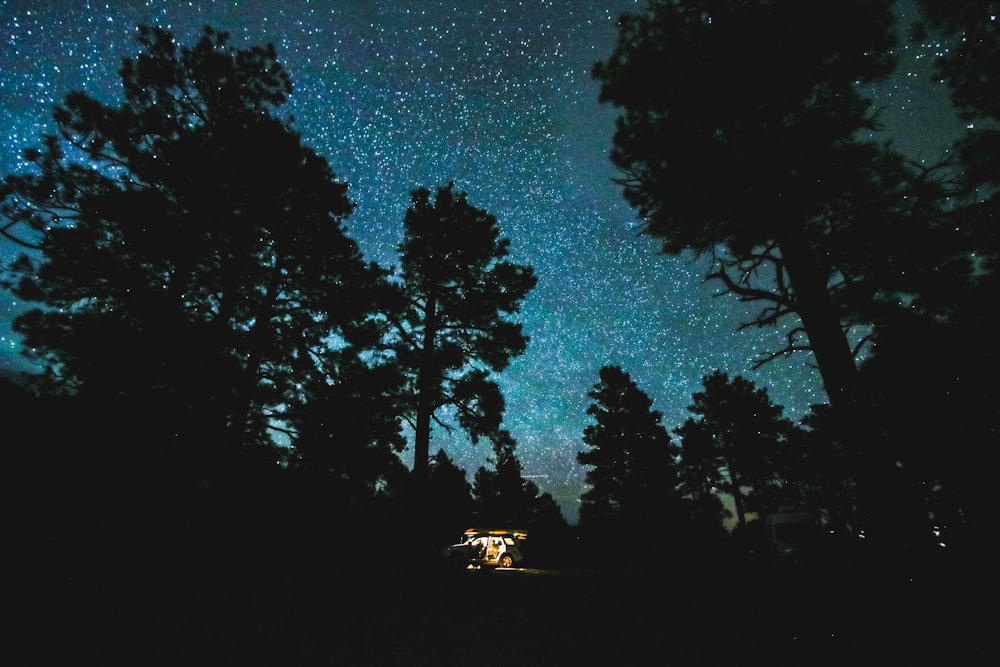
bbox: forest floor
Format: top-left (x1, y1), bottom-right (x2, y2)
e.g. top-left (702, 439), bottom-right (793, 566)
top-left (12, 544), bottom-right (987, 666)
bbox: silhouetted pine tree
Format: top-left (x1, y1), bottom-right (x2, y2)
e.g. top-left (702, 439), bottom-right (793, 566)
top-left (425, 449), bottom-right (475, 547)
top-left (472, 430), bottom-right (567, 530)
top-left (577, 366), bottom-right (685, 543)
top-left (592, 0), bottom-right (899, 412)
top-left (391, 183), bottom-right (536, 496)
top-left (591, 0), bottom-right (975, 550)
top-left (677, 370), bottom-right (797, 531)
top-left (0, 26), bottom-right (390, 493)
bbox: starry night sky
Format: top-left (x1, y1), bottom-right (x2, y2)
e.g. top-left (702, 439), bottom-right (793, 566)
top-left (0, 0), bottom-right (963, 520)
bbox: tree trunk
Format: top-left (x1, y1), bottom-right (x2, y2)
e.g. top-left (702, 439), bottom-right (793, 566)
top-left (776, 230), bottom-right (860, 412)
top-left (412, 390), bottom-right (432, 492)
top-left (724, 447), bottom-right (748, 529)
top-left (777, 228), bottom-right (915, 546)
top-left (411, 293), bottom-right (438, 495)
top-left (227, 263), bottom-right (282, 457)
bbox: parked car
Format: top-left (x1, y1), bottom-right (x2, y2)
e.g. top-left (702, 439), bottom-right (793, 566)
top-left (765, 507), bottom-right (822, 567)
top-left (443, 528), bottom-right (527, 569)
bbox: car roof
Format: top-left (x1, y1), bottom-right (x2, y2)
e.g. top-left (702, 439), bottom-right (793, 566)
top-left (464, 528), bottom-right (528, 540)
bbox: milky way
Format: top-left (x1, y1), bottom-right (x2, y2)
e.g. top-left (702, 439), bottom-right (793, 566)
top-left (0, 1), bottom-right (962, 519)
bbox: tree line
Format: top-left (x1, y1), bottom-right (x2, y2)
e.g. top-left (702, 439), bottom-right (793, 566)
top-left (579, 0), bottom-right (996, 564)
top-left (2, 0), bottom-right (996, 569)
top-left (0, 25), bottom-right (546, 559)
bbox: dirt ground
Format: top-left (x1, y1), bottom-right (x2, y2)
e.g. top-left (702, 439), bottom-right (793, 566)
top-left (12, 549), bottom-right (986, 666)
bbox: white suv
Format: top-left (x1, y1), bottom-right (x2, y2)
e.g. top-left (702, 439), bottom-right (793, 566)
top-left (443, 528), bottom-right (527, 568)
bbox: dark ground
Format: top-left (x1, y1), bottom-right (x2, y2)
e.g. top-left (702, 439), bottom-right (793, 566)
top-left (10, 542), bottom-right (988, 667)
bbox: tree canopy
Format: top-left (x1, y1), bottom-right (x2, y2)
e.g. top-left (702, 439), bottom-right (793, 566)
top-left (3, 3), bottom-right (996, 571)
top-left (591, 0), bottom-right (995, 548)
top-left (577, 365), bottom-right (685, 533)
top-left (472, 430), bottom-right (566, 530)
top-left (675, 371), bottom-right (796, 530)
top-left (0, 25), bottom-right (389, 481)
top-left (592, 0), bottom-right (904, 411)
top-left (392, 182), bottom-right (537, 489)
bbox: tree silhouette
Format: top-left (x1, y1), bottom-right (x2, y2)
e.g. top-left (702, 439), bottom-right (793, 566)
top-left (590, 0), bottom-right (971, 547)
top-left (0, 26), bottom-right (388, 483)
top-left (673, 417), bottom-right (731, 536)
top-left (577, 365), bottom-right (684, 536)
top-left (916, 0), bottom-right (1000, 193)
top-left (886, 0), bottom-right (1000, 544)
top-left (392, 182), bottom-right (536, 494)
top-left (796, 404), bottom-right (864, 539)
top-left (472, 430), bottom-right (566, 530)
top-left (592, 0), bottom-right (903, 413)
top-left (676, 371), bottom-right (797, 531)
top-left (426, 448), bottom-right (475, 546)
top-left (286, 356), bottom-right (407, 509)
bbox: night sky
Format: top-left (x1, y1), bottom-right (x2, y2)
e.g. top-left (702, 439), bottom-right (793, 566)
top-left (1, 1), bottom-right (963, 520)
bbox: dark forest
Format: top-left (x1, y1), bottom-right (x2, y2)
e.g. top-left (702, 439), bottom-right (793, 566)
top-left (2, 1), bottom-right (992, 664)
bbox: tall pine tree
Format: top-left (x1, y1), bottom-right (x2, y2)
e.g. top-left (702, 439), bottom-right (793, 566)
top-left (676, 371), bottom-right (796, 530)
top-left (392, 182), bottom-right (536, 497)
top-left (577, 366), bottom-right (684, 535)
top-left (0, 26), bottom-right (388, 484)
